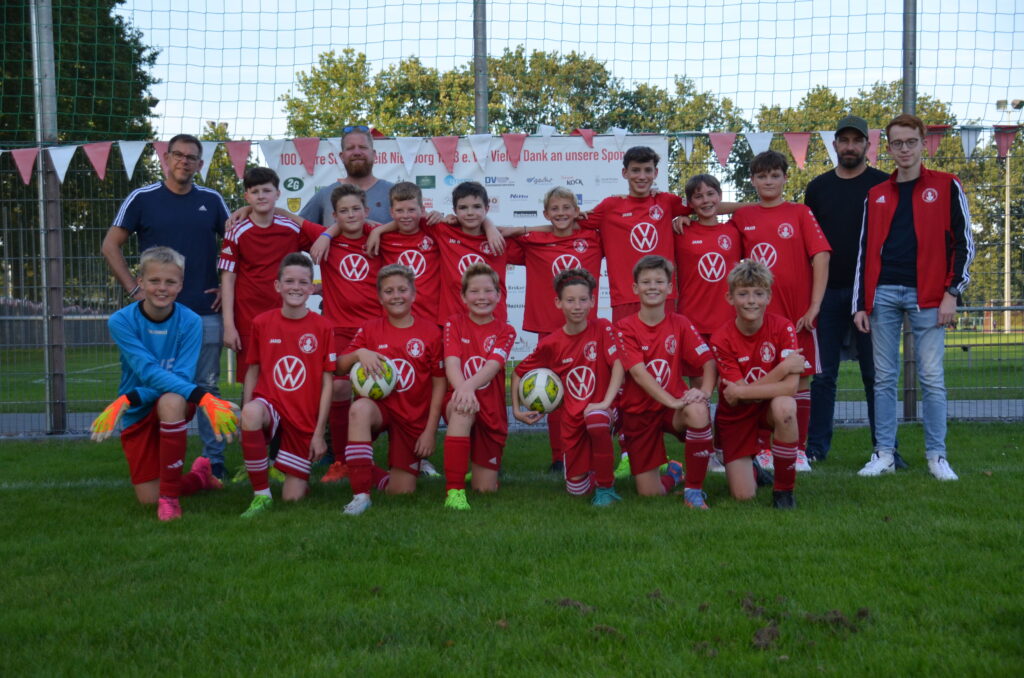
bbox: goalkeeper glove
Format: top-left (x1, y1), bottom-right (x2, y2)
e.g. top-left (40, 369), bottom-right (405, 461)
top-left (90, 395), bottom-right (131, 442)
top-left (198, 393), bottom-right (239, 442)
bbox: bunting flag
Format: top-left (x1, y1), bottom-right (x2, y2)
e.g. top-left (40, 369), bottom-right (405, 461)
top-left (818, 131), bottom-right (838, 167)
top-left (994, 125), bottom-right (1019, 159)
top-left (924, 124), bottom-right (952, 156)
top-left (224, 141), bottom-right (251, 179)
top-left (258, 140), bottom-right (286, 172)
top-left (783, 132), bottom-right (811, 169)
top-left (292, 137), bottom-right (321, 176)
top-left (608, 126), bottom-right (628, 148)
top-left (866, 129), bottom-right (881, 165)
top-left (536, 124), bottom-right (556, 150)
top-left (678, 132), bottom-right (698, 161)
top-left (196, 141), bottom-right (220, 180)
top-left (395, 136), bottom-right (423, 175)
top-left (432, 135), bottom-right (460, 173)
top-left (47, 145), bottom-right (78, 183)
top-left (118, 141), bottom-right (147, 179)
top-left (708, 133), bottom-right (736, 167)
top-left (467, 133), bottom-right (492, 171)
top-left (958, 126), bottom-right (983, 160)
top-left (11, 147), bottom-right (40, 185)
top-left (501, 133), bottom-right (528, 168)
top-left (326, 137), bottom-right (342, 157)
top-left (571, 128), bottom-right (596, 147)
top-left (369, 127), bottom-right (385, 139)
top-left (745, 132), bottom-right (773, 156)
top-left (83, 141), bottom-right (112, 180)
top-left (152, 141), bottom-right (170, 177)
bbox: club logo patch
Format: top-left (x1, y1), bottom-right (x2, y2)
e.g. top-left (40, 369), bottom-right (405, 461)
top-left (718, 234), bottom-right (733, 250)
top-left (759, 341), bottom-right (776, 363)
top-left (483, 335), bottom-right (496, 353)
top-left (664, 334), bottom-right (677, 355)
top-left (573, 239), bottom-right (588, 253)
top-left (583, 340), bottom-right (598, 362)
top-left (419, 235), bottom-right (435, 251)
top-left (406, 338), bottom-right (425, 358)
top-left (778, 222), bottom-right (794, 239)
top-left (298, 333), bottom-right (318, 353)
top-left (922, 188), bottom-right (938, 203)
top-left (649, 205), bottom-right (664, 221)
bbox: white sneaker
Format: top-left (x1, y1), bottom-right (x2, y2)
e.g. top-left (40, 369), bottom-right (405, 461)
top-left (928, 456), bottom-right (959, 481)
top-left (755, 449), bottom-right (774, 472)
top-left (858, 451), bottom-right (896, 477)
top-left (795, 449), bottom-right (812, 472)
top-left (419, 459), bottom-right (440, 477)
top-left (709, 450), bottom-right (726, 473)
top-left (343, 492), bottom-right (372, 516)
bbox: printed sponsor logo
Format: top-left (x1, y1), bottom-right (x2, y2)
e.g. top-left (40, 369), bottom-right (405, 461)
top-left (283, 177), bottom-right (304, 192)
top-left (750, 242), bottom-right (778, 269)
top-left (458, 253), bottom-right (485, 274)
top-left (698, 252), bottom-right (727, 282)
top-left (394, 358), bottom-right (415, 392)
top-left (646, 359), bottom-right (671, 387)
top-left (273, 355), bottom-right (307, 392)
top-left (339, 253), bottom-right (370, 281)
top-left (463, 355), bottom-right (489, 389)
top-left (416, 175), bottom-right (436, 189)
top-left (566, 366), bottom-right (596, 400)
top-left (630, 222), bottom-right (659, 252)
top-left (526, 176), bottom-right (554, 185)
top-left (398, 249), bottom-right (427, 277)
top-left (745, 366), bottom-right (768, 383)
top-left (513, 210), bottom-right (538, 218)
top-left (552, 253), bottom-right (582, 275)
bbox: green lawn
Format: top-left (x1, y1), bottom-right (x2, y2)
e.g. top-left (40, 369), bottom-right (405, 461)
top-left (2, 423), bottom-right (1022, 676)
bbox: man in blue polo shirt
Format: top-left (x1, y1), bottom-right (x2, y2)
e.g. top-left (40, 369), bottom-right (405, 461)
top-left (102, 133), bottom-right (232, 479)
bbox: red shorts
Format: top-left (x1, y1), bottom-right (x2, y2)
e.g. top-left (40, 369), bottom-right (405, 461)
top-left (333, 326), bottom-right (360, 381)
top-left (233, 333), bottom-right (252, 384)
top-left (120, 405), bottom-right (196, 485)
top-left (559, 410), bottom-right (614, 479)
top-left (253, 397), bottom-right (314, 481)
top-left (797, 327), bottom-right (819, 376)
top-left (619, 407), bottom-right (684, 475)
top-left (715, 402), bottom-right (772, 464)
top-left (442, 394), bottom-right (507, 471)
top-left (377, 404), bottom-right (429, 475)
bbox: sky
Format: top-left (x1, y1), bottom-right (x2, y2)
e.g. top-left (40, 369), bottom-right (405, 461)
top-left (117, 0), bottom-right (1024, 139)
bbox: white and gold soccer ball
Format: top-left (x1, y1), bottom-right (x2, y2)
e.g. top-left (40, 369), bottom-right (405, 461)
top-left (350, 359), bottom-right (398, 400)
top-left (518, 368), bottom-right (564, 413)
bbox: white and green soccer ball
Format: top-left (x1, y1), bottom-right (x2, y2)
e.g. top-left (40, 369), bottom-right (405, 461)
top-left (350, 359), bottom-right (398, 400)
top-left (519, 368), bottom-right (564, 413)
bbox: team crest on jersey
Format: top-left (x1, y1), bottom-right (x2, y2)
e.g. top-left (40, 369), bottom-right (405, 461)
top-left (922, 188), bottom-right (938, 203)
top-left (483, 335), bottom-right (496, 353)
top-left (419, 235), bottom-right (435, 251)
top-left (759, 341), bottom-right (776, 363)
top-left (480, 243), bottom-right (492, 255)
top-left (664, 334), bottom-right (677, 356)
top-left (630, 222), bottom-right (659, 252)
top-left (406, 338), bottom-right (425, 358)
top-left (649, 205), bottom-right (664, 221)
top-left (718, 234), bottom-right (733, 250)
top-left (573, 239), bottom-right (588, 253)
top-left (272, 355), bottom-right (306, 392)
top-left (298, 333), bottom-right (318, 354)
top-left (339, 253), bottom-right (369, 281)
top-left (393, 358), bottom-right (415, 392)
top-left (778, 222), bottom-right (794, 239)
top-left (583, 340), bottom-right (598, 362)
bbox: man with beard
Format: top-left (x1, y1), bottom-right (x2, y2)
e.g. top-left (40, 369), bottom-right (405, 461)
top-left (804, 115), bottom-right (903, 466)
top-left (300, 126), bottom-right (393, 224)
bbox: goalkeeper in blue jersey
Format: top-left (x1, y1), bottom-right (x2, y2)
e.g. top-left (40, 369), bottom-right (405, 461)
top-left (91, 246), bottom-right (239, 521)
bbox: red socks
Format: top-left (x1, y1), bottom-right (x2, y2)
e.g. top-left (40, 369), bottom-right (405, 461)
top-left (683, 425), bottom-right (714, 491)
top-left (772, 439), bottom-right (799, 491)
top-left (329, 398), bottom-right (351, 461)
top-left (547, 408), bottom-right (564, 463)
top-left (796, 390), bottom-right (811, 450)
top-left (585, 410), bottom-right (615, 489)
top-left (345, 441), bottom-right (374, 495)
top-left (158, 419), bottom-right (188, 498)
top-left (371, 464), bottom-right (390, 492)
top-left (242, 429), bottom-right (270, 492)
top-left (444, 436), bottom-right (470, 490)
top-left (566, 475), bottom-right (593, 495)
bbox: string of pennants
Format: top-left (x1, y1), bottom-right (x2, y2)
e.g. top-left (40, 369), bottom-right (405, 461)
top-left (1, 124), bottom-right (1020, 186)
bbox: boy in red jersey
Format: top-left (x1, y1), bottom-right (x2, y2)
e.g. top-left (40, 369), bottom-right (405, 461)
top-left (441, 263), bottom-right (517, 510)
top-left (614, 255), bottom-right (717, 507)
top-left (710, 259), bottom-right (804, 509)
top-left (336, 264), bottom-right (447, 516)
top-left (733, 151), bottom-right (831, 472)
top-left (512, 268), bottom-right (624, 506)
top-left (238, 253), bottom-right (335, 517)
top-left (506, 187), bottom-right (603, 473)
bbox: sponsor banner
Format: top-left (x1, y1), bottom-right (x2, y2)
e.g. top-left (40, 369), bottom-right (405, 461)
top-left (268, 135), bottom-right (669, 359)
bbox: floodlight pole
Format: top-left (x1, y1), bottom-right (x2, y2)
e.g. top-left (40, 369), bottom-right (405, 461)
top-left (901, 0), bottom-right (918, 420)
top-left (473, 0), bottom-right (488, 133)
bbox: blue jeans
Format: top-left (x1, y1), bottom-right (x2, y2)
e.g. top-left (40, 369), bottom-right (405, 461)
top-left (196, 313), bottom-right (225, 465)
top-left (870, 285), bottom-right (947, 458)
top-left (807, 287), bottom-right (881, 458)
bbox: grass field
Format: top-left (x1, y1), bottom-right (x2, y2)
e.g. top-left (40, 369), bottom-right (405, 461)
top-left (2, 423), bottom-right (1022, 676)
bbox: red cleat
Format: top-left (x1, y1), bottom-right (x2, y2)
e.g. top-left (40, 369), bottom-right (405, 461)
top-left (320, 461), bottom-right (350, 483)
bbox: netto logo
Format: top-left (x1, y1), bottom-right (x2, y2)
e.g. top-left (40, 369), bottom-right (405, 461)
top-left (282, 177), bottom-right (304, 192)
top-left (509, 193), bottom-right (529, 200)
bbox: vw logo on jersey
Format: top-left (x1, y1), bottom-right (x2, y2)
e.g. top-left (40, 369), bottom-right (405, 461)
top-left (648, 205), bottom-right (664, 221)
top-left (646, 358), bottom-right (671, 387)
top-left (272, 355), bottom-right (307, 392)
top-left (463, 355), bottom-right (488, 389)
top-left (718, 234), bottom-right (733, 250)
top-left (458, 253), bottom-right (485, 274)
top-left (664, 334), bottom-right (677, 356)
top-left (922, 187), bottom-right (939, 203)
top-left (583, 340), bottom-right (598, 362)
top-left (393, 358), bottom-right (415, 392)
top-left (339, 253), bottom-right (370, 281)
top-left (778, 222), bottom-right (794, 239)
top-left (745, 366), bottom-right (768, 383)
top-left (298, 333), bottom-right (318, 354)
top-left (750, 242), bottom-right (778, 269)
top-left (398, 249), bottom-right (427, 277)
top-left (419, 235), bottom-right (435, 251)
top-left (573, 238), bottom-right (588, 253)
top-left (551, 253), bottom-right (582, 276)
top-left (629, 222), bottom-right (659, 252)
top-left (698, 252), bottom-right (727, 282)
top-left (406, 338), bottom-right (425, 358)
top-left (566, 366), bottom-right (596, 400)
top-left (759, 341), bottom-right (776, 363)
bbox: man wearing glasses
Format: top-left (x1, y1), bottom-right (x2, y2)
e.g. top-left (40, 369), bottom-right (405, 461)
top-left (300, 126), bottom-right (393, 225)
top-left (102, 133), bottom-right (232, 479)
top-left (852, 114), bottom-right (974, 481)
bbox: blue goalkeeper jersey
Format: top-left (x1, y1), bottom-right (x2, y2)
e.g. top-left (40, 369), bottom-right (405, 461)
top-left (109, 301), bottom-right (202, 427)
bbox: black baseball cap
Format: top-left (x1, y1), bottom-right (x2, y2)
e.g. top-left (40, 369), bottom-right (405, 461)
top-left (835, 115), bottom-right (869, 137)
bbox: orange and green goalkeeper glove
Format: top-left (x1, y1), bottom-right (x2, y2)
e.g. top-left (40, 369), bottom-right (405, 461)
top-left (90, 395), bottom-right (131, 442)
top-left (198, 393), bottom-right (239, 442)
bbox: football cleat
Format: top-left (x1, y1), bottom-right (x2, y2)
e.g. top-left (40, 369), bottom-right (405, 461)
top-left (755, 449), bottom-right (774, 472)
top-left (708, 450), bottom-right (726, 473)
top-left (591, 486), bottom-right (622, 507)
top-left (269, 467), bottom-right (287, 484)
top-left (772, 490), bottom-right (796, 510)
top-left (664, 460), bottom-right (685, 488)
top-left (683, 488), bottom-right (710, 510)
top-left (613, 454), bottom-right (632, 479)
top-left (419, 459), bottom-right (440, 478)
top-left (320, 461), bottom-right (350, 483)
top-left (157, 496), bottom-right (182, 522)
top-left (241, 494), bottom-right (272, 519)
top-left (444, 488), bottom-right (471, 511)
top-left (190, 456), bottom-right (223, 490)
top-left (343, 493), bottom-right (372, 516)
top-left (795, 449), bottom-right (812, 473)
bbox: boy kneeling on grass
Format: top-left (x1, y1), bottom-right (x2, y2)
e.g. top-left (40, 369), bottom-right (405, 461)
top-left (238, 253), bottom-right (335, 518)
top-left (90, 246), bottom-right (238, 521)
top-left (709, 259), bottom-right (805, 509)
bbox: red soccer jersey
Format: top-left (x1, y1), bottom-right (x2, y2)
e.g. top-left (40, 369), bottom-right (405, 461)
top-left (308, 222), bottom-right (383, 329)
top-left (674, 221), bottom-right (742, 335)
top-left (506, 230), bottom-right (603, 334)
top-left (443, 313), bottom-right (517, 435)
top-left (346, 316), bottom-right (445, 428)
top-left (614, 312), bottom-right (714, 415)
top-left (514, 319), bottom-right (619, 421)
top-left (710, 312), bottom-right (799, 418)
top-left (432, 221), bottom-right (508, 324)
top-left (579, 192), bottom-right (689, 307)
top-left (248, 309), bottom-right (336, 435)
top-left (733, 202), bottom-right (831, 323)
top-left (378, 218), bottom-right (441, 324)
top-left (218, 215), bottom-right (315, 334)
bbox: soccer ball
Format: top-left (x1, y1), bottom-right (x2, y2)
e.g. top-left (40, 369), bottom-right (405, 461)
top-left (350, 359), bottom-right (398, 400)
top-left (519, 368), bottom-right (564, 413)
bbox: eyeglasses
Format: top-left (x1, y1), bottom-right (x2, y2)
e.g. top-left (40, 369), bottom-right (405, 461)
top-left (888, 138), bottom-right (920, 150)
top-left (343, 125), bottom-right (370, 134)
top-left (169, 150), bottom-right (201, 164)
